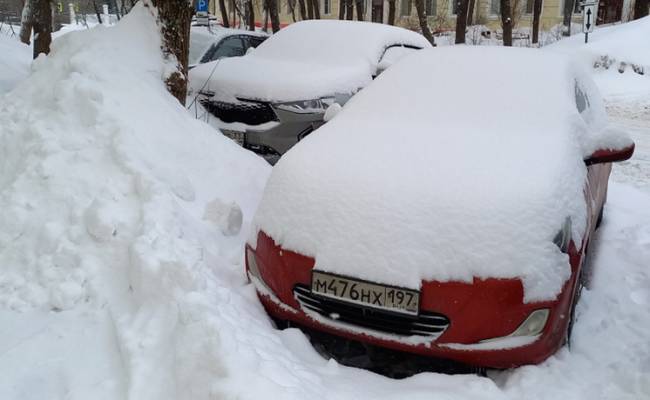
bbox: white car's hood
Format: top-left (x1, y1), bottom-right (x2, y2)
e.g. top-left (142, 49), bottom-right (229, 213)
top-left (189, 55), bottom-right (372, 103)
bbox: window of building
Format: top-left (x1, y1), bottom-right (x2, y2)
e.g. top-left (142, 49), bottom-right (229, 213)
top-left (425, 0), bottom-right (436, 15)
top-left (400, 0), bottom-right (412, 16)
top-left (491, 0), bottom-right (500, 15)
top-left (323, 0), bottom-right (331, 14)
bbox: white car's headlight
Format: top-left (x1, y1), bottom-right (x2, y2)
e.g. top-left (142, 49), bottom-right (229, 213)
top-left (274, 97), bottom-right (335, 114)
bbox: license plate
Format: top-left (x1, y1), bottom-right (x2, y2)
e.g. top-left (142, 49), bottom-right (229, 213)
top-left (221, 130), bottom-right (245, 146)
top-left (311, 271), bottom-right (420, 316)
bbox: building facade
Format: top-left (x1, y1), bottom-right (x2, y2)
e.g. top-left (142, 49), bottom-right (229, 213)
top-left (209, 0), bottom-right (634, 33)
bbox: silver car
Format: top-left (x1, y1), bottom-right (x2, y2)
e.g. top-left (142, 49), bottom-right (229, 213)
top-left (189, 20), bottom-right (431, 164)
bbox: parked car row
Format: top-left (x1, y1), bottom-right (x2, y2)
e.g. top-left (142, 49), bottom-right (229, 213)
top-left (189, 21), bottom-right (634, 370)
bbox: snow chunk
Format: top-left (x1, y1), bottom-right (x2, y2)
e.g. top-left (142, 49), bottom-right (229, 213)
top-left (203, 198), bottom-right (243, 236)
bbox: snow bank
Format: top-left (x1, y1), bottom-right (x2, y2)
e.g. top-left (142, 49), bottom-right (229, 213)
top-left (189, 20), bottom-right (431, 103)
top-left (251, 46), bottom-right (630, 302)
top-left (0, 34), bottom-right (31, 94)
top-left (0, 4), bottom-right (270, 399)
top-left (546, 17), bottom-right (650, 98)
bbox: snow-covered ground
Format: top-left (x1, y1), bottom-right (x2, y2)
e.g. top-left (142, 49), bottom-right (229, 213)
top-left (0, 9), bottom-right (648, 400)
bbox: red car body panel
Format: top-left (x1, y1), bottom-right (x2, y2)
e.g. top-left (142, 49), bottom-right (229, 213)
top-left (246, 163), bottom-right (612, 369)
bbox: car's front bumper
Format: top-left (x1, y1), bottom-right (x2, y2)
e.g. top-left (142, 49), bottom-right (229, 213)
top-left (246, 231), bottom-right (580, 369)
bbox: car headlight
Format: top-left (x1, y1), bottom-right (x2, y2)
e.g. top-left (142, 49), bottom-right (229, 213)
top-left (553, 217), bottom-right (572, 253)
top-left (509, 309), bottom-right (550, 337)
top-left (273, 97), bottom-right (335, 114)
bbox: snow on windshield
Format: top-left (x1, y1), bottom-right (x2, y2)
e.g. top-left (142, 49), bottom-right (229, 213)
top-left (251, 46), bottom-right (631, 302)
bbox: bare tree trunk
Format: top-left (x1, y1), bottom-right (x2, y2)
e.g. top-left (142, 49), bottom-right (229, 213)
top-left (267, 0), bottom-right (280, 31)
top-left (346, 0), bottom-right (353, 19)
top-left (32, 0), bottom-right (51, 58)
top-left (455, 0), bottom-right (469, 43)
top-left (298, 0), bottom-right (308, 19)
top-left (247, 0), bottom-right (255, 29)
top-left (634, 0), bottom-right (649, 19)
top-left (500, 0), bottom-right (513, 45)
top-left (339, 0), bottom-right (346, 18)
top-left (387, 0), bottom-right (396, 24)
top-left (414, 0), bottom-right (434, 45)
top-left (19, 0), bottom-right (33, 45)
top-left (532, 0), bottom-right (542, 44)
top-left (306, 0), bottom-right (313, 18)
top-left (467, 0), bottom-right (475, 25)
top-left (312, 0), bottom-right (321, 18)
top-left (91, 0), bottom-right (103, 24)
top-left (562, 0), bottom-right (574, 36)
top-left (145, 0), bottom-right (194, 105)
top-left (355, 0), bottom-right (364, 19)
top-left (219, 0), bottom-right (230, 27)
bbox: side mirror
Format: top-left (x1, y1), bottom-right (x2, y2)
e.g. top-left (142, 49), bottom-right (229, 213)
top-left (584, 143), bottom-right (635, 165)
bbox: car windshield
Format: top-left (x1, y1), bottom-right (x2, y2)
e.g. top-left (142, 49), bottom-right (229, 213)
top-left (189, 32), bottom-right (217, 65)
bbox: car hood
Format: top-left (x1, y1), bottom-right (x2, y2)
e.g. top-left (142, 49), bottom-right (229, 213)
top-left (188, 55), bottom-right (372, 103)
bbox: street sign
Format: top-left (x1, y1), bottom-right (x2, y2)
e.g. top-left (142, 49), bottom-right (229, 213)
top-left (582, 2), bottom-right (596, 33)
top-left (196, 0), bottom-right (209, 13)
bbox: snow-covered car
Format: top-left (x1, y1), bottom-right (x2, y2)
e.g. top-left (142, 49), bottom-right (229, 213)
top-left (189, 27), bottom-right (268, 69)
top-left (189, 20), bottom-right (432, 163)
top-left (244, 47), bottom-right (635, 369)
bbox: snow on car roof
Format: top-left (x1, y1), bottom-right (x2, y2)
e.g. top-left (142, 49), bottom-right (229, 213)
top-left (189, 20), bottom-right (431, 103)
top-left (251, 46), bottom-right (631, 302)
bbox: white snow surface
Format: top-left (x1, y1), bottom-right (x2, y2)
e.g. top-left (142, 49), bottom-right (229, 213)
top-left (1, 11), bottom-right (649, 400)
top-left (251, 46), bottom-right (631, 302)
top-left (0, 35), bottom-right (31, 94)
top-left (189, 19), bottom-right (431, 103)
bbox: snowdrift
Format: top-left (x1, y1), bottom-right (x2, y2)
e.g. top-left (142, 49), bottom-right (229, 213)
top-left (0, 34), bottom-right (31, 94)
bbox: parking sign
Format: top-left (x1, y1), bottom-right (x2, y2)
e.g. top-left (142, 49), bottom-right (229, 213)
top-left (582, 2), bottom-right (596, 33)
top-left (197, 0), bottom-right (208, 13)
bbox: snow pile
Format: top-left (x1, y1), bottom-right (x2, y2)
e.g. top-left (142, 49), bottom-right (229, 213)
top-left (0, 34), bottom-right (31, 94)
top-left (546, 17), bottom-right (650, 97)
top-left (251, 46), bottom-right (631, 302)
top-left (0, 4), bottom-right (270, 399)
top-left (189, 20), bottom-right (431, 103)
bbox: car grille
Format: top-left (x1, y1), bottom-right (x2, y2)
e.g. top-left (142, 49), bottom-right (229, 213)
top-left (293, 284), bottom-right (450, 338)
top-left (199, 98), bottom-right (278, 125)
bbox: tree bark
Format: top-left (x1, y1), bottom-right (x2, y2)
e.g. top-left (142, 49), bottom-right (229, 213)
top-left (298, 0), bottom-right (308, 19)
top-left (246, 0), bottom-right (255, 29)
top-left (312, 0), bottom-right (321, 18)
top-left (467, 0), bottom-right (475, 25)
top-left (355, 0), bottom-right (364, 20)
top-left (307, 0), bottom-right (314, 18)
top-left (455, 0), bottom-right (469, 43)
top-left (267, 0), bottom-right (281, 31)
top-left (339, 0), bottom-right (346, 18)
top-left (346, 0), bottom-right (354, 19)
top-left (19, 0), bottom-right (33, 45)
top-left (500, 0), bottom-right (513, 46)
top-left (562, 0), bottom-right (574, 36)
top-left (146, 0), bottom-right (194, 105)
top-left (219, 0), bottom-right (230, 27)
top-left (32, 0), bottom-right (52, 58)
top-left (634, 0), bottom-right (649, 19)
top-left (387, 0), bottom-right (396, 24)
top-left (414, 0), bottom-right (435, 45)
top-left (532, 0), bottom-right (542, 44)
top-left (91, 0), bottom-right (103, 24)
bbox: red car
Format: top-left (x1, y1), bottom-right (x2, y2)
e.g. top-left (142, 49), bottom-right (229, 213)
top-left (245, 47), bottom-right (634, 369)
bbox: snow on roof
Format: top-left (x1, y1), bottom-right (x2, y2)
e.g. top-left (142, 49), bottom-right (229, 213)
top-left (189, 20), bottom-right (431, 102)
top-left (251, 46), bottom-right (631, 302)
